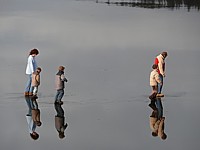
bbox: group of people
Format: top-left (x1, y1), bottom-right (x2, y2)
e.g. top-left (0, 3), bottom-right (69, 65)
top-left (24, 95), bottom-right (68, 140)
top-left (149, 51), bottom-right (168, 99)
top-left (148, 51), bottom-right (168, 140)
top-left (24, 48), bottom-right (68, 104)
top-left (24, 48), bottom-right (68, 140)
top-left (23, 49), bottom-right (168, 140)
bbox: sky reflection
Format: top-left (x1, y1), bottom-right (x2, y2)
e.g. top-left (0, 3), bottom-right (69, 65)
top-left (0, 0), bottom-right (200, 150)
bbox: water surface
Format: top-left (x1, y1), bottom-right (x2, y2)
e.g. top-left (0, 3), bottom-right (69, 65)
top-left (0, 0), bottom-right (200, 150)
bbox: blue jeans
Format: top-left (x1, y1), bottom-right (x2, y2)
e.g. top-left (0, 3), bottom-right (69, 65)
top-left (25, 74), bottom-right (33, 93)
top-left (55, 89), bottom-right (64, 102)
top-left (54, 103), bottom-right (64, 117)
top-left (155, 98), bottom-right (163, 119)
top-left (25, 96), bottom-right (32, 116)
top-left (158, 74), bottom-right (163, 94)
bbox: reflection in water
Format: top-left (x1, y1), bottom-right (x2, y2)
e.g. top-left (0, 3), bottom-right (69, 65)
top-left (148, 97), bottom-right (167, 140)
top-left (25, 96), bottom-right (42, 140)
top-left (54, 103), bottom-right (68, 139)
top-left (96, 0), bottom-right (200, 11)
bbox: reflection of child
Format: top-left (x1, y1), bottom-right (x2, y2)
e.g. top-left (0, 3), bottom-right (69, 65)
top-left (31, 67), bottom-right (42, 97)
top-left (31, 96), bottom-right (42, 126)
top-left (149, 112), bottom-right (167, 140)
top-left (55, 66), bottom-right (68, 105)
top-left (54, 103), bottom-right (68, 139)
top-left (149, 64), bottom-right (161, 100)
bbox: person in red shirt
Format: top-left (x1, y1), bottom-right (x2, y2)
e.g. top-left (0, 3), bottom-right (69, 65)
top-left (154, 52), bottom-right (168, 97)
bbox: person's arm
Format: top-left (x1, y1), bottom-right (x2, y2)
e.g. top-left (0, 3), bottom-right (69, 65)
top-left (158, 58), bottom-right (165, 77)
top-left (154, 58), bottom-right (159, 65)
top-left (28, 56), bottom-right (34, 74)
top-left (155, 73), bottom-right (162, 84)
top-left (61, 74), bottom-right (68, 82)
top-left (36, 75), bottom-right (40, 85)
top-left (26, 115), bottom-right (36, 133)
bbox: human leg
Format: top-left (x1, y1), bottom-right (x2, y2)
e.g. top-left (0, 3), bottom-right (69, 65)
top-left (55, 89), bottom-right (64, 104)
top-left (149, 86), bottom-right (157, 100)
top-left (24, 74), bottom-right (32, 95)
top-left (155, 98), bottom-right (163, 119)
top-left (33, 86), bottom-right (38, 96)
top-left (157, 74), bottom-right (163, 94)
top-left (57, 89), bottom-right (64, 101)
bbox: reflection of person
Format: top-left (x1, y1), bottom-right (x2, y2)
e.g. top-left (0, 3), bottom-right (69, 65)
top-left (54, 103), bottom-right (68, 139)
top-left (154, 51), bottom-right (168, 97)
top-left (148, 98), bottom-right (167, 140)
top-left (55, 66), bottom-right (68, 105)
top-left (31, 67), bottom-right (42, 97)
top-left (149, 64), bottom-right (162, 100)
top-left (24, 49), bottom-right (39, 96)
top-left (31, 97), bottom-right (42, 126)
top-left (25, 96), bottom-right (40, 140)
top-left (155, 98), bottom-right (163, 120)
top-left (149, 109), bottom-right (159, 137)
top-left (156, 117), bottom-right (167, 140)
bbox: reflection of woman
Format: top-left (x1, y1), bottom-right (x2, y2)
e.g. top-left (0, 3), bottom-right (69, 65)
top-left (24, 49), bottom-right (39, 96)
top-left (54, 103), bottom-right (68, 139)
top-left (25, 96), bottom-right (39, 140)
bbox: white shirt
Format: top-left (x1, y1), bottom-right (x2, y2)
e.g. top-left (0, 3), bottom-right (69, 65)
top-left (25, 55), bottom-right (37, 74)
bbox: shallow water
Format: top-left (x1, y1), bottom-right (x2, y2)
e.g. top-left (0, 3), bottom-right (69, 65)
top-left (0, 0), bottom-right (200, 149)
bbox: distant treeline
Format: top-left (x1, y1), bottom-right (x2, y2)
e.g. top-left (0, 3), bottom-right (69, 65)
top-left (96, 0), bottom-right (200, 11)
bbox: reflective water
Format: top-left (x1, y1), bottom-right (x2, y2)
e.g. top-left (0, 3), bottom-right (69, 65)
top-left (0, 0), bottom-right (200, 149)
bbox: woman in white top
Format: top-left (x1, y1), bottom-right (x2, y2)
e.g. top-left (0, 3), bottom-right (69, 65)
top-left (24, 49), bottom-right (39, 96)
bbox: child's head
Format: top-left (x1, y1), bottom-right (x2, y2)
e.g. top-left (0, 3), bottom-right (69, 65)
top-left (161, 133), bottom-right (167, 140)
top-left (36, 67), bottom-right (42, 73)
top-left (152, 64), bottom-right (158, 70)
top-left (59, 132), bottom-right (65, 139)
top-left (152, 131), bottom-right (158, 137)
top-left (58, 66), bottom-right (65, 71)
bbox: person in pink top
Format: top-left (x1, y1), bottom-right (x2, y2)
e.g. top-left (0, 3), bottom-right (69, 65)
top-left (154, 51), bottom-right (168, 97)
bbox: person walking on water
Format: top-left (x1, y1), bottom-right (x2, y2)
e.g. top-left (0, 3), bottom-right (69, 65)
top-left (24, 49), bottom-right (39, 96)
top-left (55, 66), bottom-right (68, 105)
top-left (31, 67), bottom-right (42, 98)
top-left (149, 64), bottom-right (162, 100)
top-left (154, 51), bottom-right (168, 97)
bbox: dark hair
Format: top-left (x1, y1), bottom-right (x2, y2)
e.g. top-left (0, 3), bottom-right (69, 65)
top-left (161, 133), bottom-right (167, 140)
top-left (30, 132), bottom-right (39, 140)
top-left (152, 132), bottom-right (158, 137)
top-left (58, 66), bottom-right (65, 71)
top-left (37, 67), bottom-right (42, 72)
top-left (162, 51), bottom-right (168, 58)
top-left (29, 49), bottom-right (39, 55)
top-left (59, 132), bottom-right (65, 139)
top-left (152, 64), bottom-right (158, 69)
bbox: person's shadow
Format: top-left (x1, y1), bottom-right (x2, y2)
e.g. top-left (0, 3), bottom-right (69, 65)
top-left (148, 97), bottom-right (167, 140)
top-left (24, 96), bottom-right (41, 140)
top-left (54, 103), bottom-right (68, 139)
